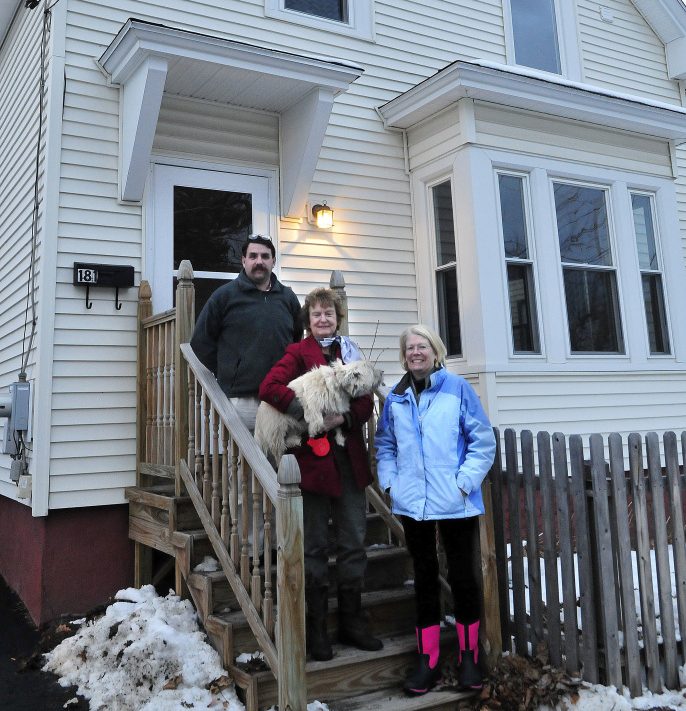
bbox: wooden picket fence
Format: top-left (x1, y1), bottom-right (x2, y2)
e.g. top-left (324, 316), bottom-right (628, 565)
top-left (491, 428), bottom-right (686, 695)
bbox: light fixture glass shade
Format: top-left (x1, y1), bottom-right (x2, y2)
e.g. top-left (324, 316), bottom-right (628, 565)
top-left (312, 202), bottom-right (334, 229)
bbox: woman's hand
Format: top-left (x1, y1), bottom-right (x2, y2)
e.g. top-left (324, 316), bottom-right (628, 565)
top-left (322, 413), bottom-right (345, 431)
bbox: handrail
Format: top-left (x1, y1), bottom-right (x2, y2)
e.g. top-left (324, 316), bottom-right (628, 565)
top-left (142, 308), bottom-right (176, 328)
top-left (178, 340), bottom-right (306, 711)
top-left (181, 342), bottom-right (280, 504)
top-left (178, 457), bottom-right (279, 671)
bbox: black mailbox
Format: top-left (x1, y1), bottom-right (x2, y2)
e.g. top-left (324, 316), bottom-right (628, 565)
top-left (73, 262), bottom-right (135, 310)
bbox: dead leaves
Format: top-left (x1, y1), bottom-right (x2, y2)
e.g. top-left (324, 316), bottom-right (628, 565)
top-left (441, 651), bottom-right (583, 710)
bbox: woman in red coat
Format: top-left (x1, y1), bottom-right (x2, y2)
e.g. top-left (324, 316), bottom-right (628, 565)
top-left (259, 287), bottom-right (382, 661)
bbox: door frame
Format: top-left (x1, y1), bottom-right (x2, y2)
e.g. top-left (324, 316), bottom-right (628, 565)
top-left (145, 158), bottom-right (279, 311)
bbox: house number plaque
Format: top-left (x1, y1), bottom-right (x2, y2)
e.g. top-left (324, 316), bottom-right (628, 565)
top-left (72, 262), bottom-right (135, 311)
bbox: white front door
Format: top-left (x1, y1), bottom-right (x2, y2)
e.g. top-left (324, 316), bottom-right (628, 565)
top-left (149, 164), bottom-right (272, 312)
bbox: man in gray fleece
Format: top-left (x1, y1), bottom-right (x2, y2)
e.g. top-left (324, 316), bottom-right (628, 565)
top-left (190, 234), bottom-right (302, 432)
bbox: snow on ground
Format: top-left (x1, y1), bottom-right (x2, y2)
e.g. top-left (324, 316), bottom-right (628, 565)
top-left (43, 586), bottom-right (686, 710)
top-left (549, 677), bottom-right (686, 710)
top-left (43, 585), bottom-right (328, 711)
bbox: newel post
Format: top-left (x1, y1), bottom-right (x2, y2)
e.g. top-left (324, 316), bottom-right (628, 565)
top-left (330, 270), bottom-right (348, 337)
top-left (276, 454), bottom-right (306, 711)
top-left (135, 280), bottom-right (153, 587)
top-left (136, 280), bottom-right (153, 487)
top-left (175, 260), bottom-right (195, 497)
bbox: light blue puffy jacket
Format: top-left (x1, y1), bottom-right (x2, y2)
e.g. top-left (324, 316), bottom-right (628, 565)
top-left (375, 368), bottom-right (496, 521)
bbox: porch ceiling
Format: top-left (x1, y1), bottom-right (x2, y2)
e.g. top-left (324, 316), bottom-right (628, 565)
top-left (378, 60), bottom-right (686, 142)
top-left (98, 19), bottom-right (363, 216)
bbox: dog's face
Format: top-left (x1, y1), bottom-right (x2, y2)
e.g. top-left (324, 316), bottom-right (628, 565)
top-left (333, 359), bottom-right (383, 398)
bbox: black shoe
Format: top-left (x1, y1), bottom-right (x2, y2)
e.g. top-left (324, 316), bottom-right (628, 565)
top-left (338, 617), bottom-right (383, 651)
top-left (457, 650), bottom-right (482, 689)
top-left (337, 584), bottom-right (383, 651)
top-left (403, 654), bottom-right (441, 696)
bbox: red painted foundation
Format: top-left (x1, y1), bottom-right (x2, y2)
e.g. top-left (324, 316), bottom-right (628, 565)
top-left (0, 497), bottom-right (134, 626)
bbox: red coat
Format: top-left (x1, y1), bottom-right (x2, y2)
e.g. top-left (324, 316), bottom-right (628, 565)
top-left (258, 335), bottom-right (373, 497)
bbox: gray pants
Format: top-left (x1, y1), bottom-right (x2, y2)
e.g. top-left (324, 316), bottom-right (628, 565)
top-left (302, 462), bottom-right (368, 588)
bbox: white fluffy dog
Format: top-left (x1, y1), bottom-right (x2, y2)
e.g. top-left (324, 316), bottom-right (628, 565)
top-left (255, 359), bottom-right (383, 463)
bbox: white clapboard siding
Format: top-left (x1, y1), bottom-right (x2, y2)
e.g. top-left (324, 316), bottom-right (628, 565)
top-left (12, 0), bottom-right (682, 509)
top-left (578, 0), bottom-right (681, 105)
top-left (675, 145), bottom-right (686, 265)
top-left (474, 103), bottom-right (673, 177)
top-left (494, 371), bottom-right (686, 437)
top-left (154, 96), bottom-right (280, 167)
top-left (0, 7), bottom-right (44, 489)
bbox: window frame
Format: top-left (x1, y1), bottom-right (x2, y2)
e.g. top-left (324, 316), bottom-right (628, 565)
top-left (495, 170), bottom-right (544, 357)
top-left (503, 0), bottom-right (582, 80)
top-left (146, 160), bottom-right (278, 312)
top-left (427, 176), bottom-right (463, 359)
top-left (551, 178), bottom-right (626, 357)
top-left (264, 0), bottom-right (375, 41)
top-left (629, 190), bottom-right (673, 357)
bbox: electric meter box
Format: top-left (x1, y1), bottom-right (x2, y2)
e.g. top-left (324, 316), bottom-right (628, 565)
top-left (10, 381), bottom-right (30, 431)
top-left (1, 381), bottom-right (31, 456)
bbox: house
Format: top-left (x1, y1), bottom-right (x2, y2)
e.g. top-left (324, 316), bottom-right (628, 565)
top-left (1, 0), bottom-right (686, 628)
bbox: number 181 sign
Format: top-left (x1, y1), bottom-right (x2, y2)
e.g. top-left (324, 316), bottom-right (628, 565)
top-left (75, 267), bottom-right (98, 284)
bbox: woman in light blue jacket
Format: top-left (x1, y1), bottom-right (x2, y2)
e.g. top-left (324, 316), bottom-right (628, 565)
top-left (375, 324), bottom-right (496, 696)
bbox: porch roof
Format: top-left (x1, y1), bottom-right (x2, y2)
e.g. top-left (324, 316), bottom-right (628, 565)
top-left (377, 59), bottom-right (686, 142)
top-left (98, 19), bottom-right (363, 216)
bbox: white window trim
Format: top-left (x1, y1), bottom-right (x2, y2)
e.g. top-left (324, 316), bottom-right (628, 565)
top-left (265, 0), bottom-right (375, 41)
top-left (494, 169), bottom-right (546, 359)
top-left (502, 0), bottom-right (583, 81)
top-left (628, 189), bottom-right (674, 359)
top-left (482, 148), bottom-right (686, 370)
top-left (427, 175), bottom-right (465, 360)
top-left (549, 177), bottom-right (628, 359)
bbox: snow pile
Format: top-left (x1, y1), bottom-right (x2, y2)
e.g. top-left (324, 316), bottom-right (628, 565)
top-left (552, 682), bottom-right (686, 710)
top-left (43, 585), bottom-right (242, 711)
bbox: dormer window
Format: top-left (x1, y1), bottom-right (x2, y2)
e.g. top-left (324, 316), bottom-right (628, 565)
top-left (510, 0), bottom-right (561, 74)
top-left (265, 0), bottom-right (374, 40)
top-left (284, 0), bottom-right (346, 22)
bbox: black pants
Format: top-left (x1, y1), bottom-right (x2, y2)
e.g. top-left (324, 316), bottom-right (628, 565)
top-left (401, 515), bottom-right (480, 628)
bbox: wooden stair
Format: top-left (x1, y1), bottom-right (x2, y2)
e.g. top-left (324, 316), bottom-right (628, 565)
top-left (127, 485), bottom-right (474, 710)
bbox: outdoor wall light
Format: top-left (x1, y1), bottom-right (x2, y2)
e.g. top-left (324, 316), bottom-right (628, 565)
top-left (311, 201), bottom-right (334, 229)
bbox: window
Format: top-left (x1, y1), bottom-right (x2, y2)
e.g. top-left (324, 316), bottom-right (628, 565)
top-left (284, 0), bottom-right (346, 21)
top-left (172, 186), bottom-right (254, 317)
top-left (497, 173), bottom-right (540, 353)
top-left (509, 0), bottom-right (561, 74)
top-left (265, 0), bottom-right (373, 40)
top-left (553, 182), bottom-right (624, 354)
top-left (430, 181), bottom-right (462, 357)
top-left (631, 193), bottom-right (670, 354)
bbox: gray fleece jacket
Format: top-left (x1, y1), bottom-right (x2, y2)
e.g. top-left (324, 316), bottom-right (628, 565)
top-left (190, 270), bottom-right (301, 398)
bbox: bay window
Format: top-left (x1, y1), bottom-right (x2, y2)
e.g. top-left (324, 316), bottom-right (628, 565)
top-left (631, 193), bottom-right (670, 354)
top-left (553, 182), bottom-right (624, 354)
top-left (497, 173), bottom-right (541, 353)
top-left (430, 180), bottom-right (462, 357)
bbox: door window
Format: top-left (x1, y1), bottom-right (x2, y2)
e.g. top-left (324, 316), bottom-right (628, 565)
top-left (151, 166), bottom-right (270, 313)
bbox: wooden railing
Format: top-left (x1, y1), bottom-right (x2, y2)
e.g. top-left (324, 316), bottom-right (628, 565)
top-left (178, 343), bottom-right (305, 709)
top-left (491, 427), bottom-right (686, 696)
top-left (137, 261), bottom-right (306, 711)
top-left (137, 282), bottom-right (176, 481)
